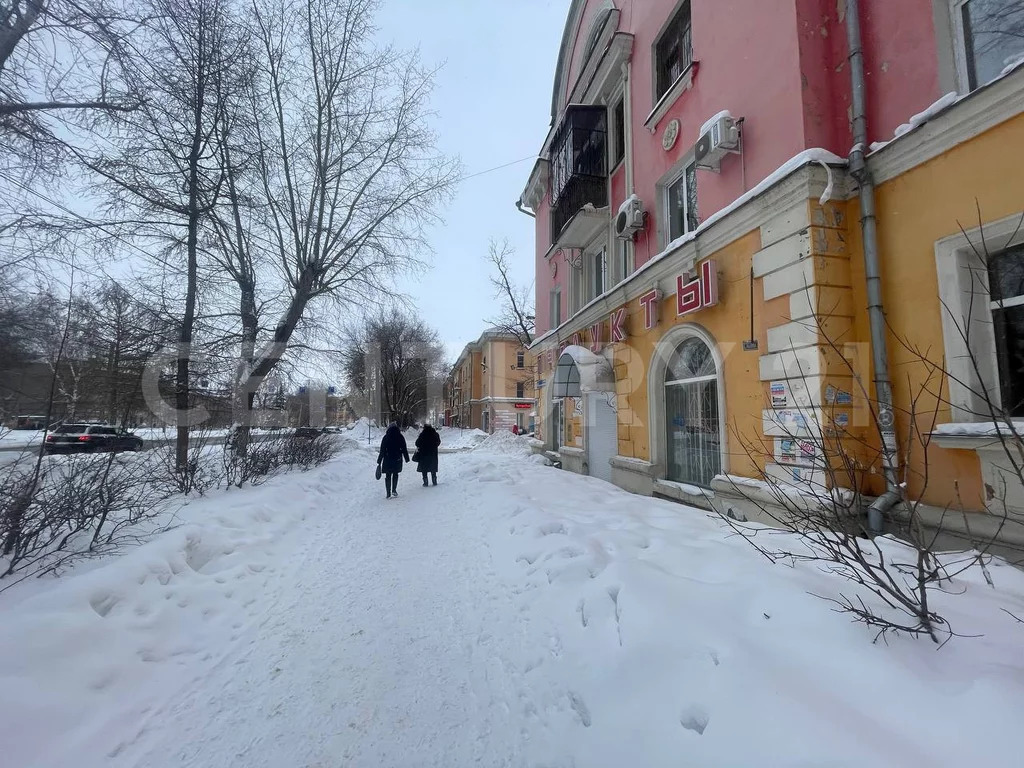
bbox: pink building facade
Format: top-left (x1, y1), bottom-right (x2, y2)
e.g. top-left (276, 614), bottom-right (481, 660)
top-left (521, 0), bottom-right (976, 336)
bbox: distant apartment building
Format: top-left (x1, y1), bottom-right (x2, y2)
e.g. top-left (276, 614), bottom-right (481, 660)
top-left (444, 330), bottom-right (535, 433)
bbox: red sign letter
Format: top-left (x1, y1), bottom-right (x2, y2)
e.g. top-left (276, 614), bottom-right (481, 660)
top-left (589, 322), bottom-right (604, 352)
top-left (610, 308), bottom-right (627, 343)
top-left (677, 260), bottom-right (718, 317)
top-left (700, 259), bottom-right (719, 309)
top-left (639, 289), bottom-right (661, 330)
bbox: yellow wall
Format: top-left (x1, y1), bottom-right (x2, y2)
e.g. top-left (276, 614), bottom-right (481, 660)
top-left (610, 231), bottom-right (765, 476)
top-left (849, 113), bottom-right (1024, 510)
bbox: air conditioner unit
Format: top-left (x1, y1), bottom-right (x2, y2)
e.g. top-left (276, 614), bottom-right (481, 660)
top-left (615, 196), bottom-right (645, 240)
top-left (695, 115), bottom-right (740, 172)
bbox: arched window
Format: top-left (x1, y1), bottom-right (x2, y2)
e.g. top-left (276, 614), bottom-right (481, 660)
top-left (664, 337), bottom-right (721, 486)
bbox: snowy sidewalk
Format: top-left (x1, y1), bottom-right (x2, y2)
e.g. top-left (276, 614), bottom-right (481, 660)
top-left (2, 437), bottom-right (1024, 767)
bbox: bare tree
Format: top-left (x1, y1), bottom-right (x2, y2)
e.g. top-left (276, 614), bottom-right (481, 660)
top-left (221, 0), bottom-right (458, 450)
top-left (0, 0), bottom-right (140, 174)
top-left (83, 0), bottom-right (249, 469)
top-left (485, 238), bottom-right (535, 347)
top-left (342, 308), bottom-right (447, 428)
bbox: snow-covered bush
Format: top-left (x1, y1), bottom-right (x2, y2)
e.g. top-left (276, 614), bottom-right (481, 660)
top-left (280, 434), bottom-right (339, 471)
top-left (0, 453), bottom-right (179, 580)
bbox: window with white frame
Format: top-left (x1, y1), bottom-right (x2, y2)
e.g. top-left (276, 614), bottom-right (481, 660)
top-left (655, 1), bottom-right (693, 101)
top-left (516, 380), bottom-right (526, 399)
top-left (662, 158), bottom-right (699, 245)
top-left (611, 97), bottom-right (625, 168)
top-left (549, 287), bottom-right (562, 329)
top-left (516, 350), bottom-right (525, 369)
top-left (936, 214), bottom-right (1024, 420)
top-left (589, 246), bottom-right (608, 300)
top-left (615, 237), bottom-right (633, 284)
top-left (952, 0), bottom-right (1024, 90)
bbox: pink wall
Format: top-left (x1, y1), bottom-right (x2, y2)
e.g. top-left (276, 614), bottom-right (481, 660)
top-left (533, 191), bottom-right (554, 333)
top-left (628, 0), bottom-right (807, 269)
top-left (859, 0), bottom-right (942, 143)
top-left (531, 0), bottom-right (946, 335)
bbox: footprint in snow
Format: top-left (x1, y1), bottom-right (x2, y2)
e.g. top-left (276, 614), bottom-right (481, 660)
top-left (680, 706), bottom-right (709, 735)
top-left (89, 592), bottom-right (119, 618)
top-left (568, 692), bottom-right (592, 727)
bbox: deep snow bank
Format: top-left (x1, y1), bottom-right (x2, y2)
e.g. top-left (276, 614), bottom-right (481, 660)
top-left (473, 429), bottom-right (535, 457)
top-left (463, 455), bottom-right (1024, 767)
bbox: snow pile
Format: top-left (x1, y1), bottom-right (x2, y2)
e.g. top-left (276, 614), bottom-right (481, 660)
top-left (0, 462), bottom-right (347, 767)
top-left (480, 459), bottom-right (1024, 766)
top-left (1001, 52), bottom-right (1024, 78)
top-left (894, 91), bottom-right (958, 138)
top-left (932, 421), bottom-right (1024, 437)
top-left (437, 427), bottom-right (489, 450)
top-left (473, 429), bottom-right (535, 457)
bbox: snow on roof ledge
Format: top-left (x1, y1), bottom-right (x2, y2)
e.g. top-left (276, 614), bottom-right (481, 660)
top-left (932, 421), bottom-right (1024, 437)
top-left (529, 148), bottom-right (845, 350)
top-left (699, 110), bottom-right (733, 136)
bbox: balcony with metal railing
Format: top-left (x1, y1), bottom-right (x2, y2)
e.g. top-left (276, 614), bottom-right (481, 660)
top-left (549, 105), bottom-right (609, 247)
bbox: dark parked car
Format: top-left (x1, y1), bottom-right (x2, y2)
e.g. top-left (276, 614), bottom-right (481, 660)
top-left (293, 427), bottom-right (325, 439)
top-left (44, 424), bottom-right (144, 454)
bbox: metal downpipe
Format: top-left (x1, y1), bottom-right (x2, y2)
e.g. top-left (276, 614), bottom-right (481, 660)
top-left (844, 0), bottom-right (900, 533)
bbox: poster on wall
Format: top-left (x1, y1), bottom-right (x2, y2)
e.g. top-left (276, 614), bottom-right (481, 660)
top-left (770, 381), bottom-right (788, 408)
top-left (775, 438), bottom-right (822, 467)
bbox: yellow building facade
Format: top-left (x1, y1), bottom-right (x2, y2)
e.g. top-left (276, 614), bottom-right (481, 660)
top-left (532, 68), bottom-right (1024, 549)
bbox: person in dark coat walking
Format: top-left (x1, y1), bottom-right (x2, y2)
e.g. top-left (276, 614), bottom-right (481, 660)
top-left (377, 422), bottom-right (409, 498)
top-left (414, 424), bottom-right (441, 486)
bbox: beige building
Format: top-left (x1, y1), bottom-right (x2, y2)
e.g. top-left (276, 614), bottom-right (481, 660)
top-left (444, 330), bottom-right (535, 434)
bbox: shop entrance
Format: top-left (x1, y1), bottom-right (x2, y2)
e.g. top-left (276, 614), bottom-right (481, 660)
top-left (551, 345), bottom-right (616, 479)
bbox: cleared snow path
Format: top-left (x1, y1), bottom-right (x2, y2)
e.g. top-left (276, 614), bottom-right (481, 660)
top-left (84, 449), bottom-right (568, 768)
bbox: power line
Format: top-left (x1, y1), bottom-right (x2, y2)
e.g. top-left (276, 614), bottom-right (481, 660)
top-left (460, 155), bottom-right (538, 182)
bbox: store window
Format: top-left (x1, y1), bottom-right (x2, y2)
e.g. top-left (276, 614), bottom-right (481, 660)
top-left (953, 0), bottom-right (1024, 90)
top-left (553, 399), bottom-right (564, 450)
top-left (664, 336), bottom-right (721, 486)
top-left (989, 243), bottom-right (1024, 416)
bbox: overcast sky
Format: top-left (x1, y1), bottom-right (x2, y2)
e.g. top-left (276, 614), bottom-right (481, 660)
top-left (374, 0), bottom-right (567, 362)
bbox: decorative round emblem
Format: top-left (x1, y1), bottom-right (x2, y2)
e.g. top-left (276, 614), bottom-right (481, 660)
top-left (550, 253), bottom-right (559, 277)
top-left (662, 118), bottom-right (681, 151)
